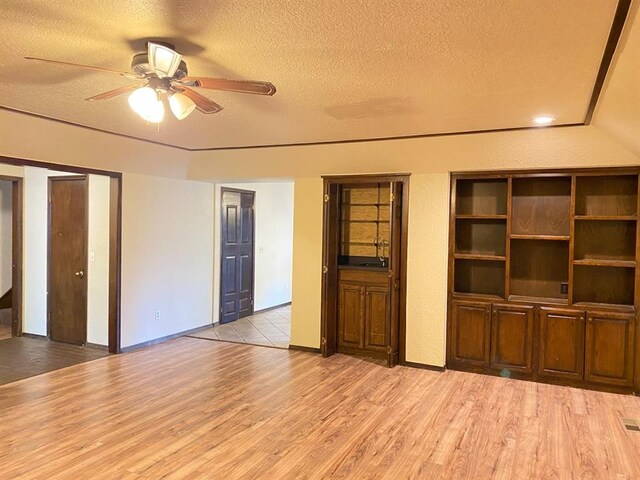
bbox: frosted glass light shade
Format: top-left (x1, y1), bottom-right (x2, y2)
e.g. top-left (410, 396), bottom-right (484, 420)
top-left (169, 92), bottom-right (196, 120)
top-left (128, 87), bottom-right (164, 123)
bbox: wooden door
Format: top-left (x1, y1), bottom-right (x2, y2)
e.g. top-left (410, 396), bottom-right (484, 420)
top-left (321, 183), bottom-right (340, 357)
top-left (48, 176), bottom-right (87, 345)
top-left (364, 285), bottom-right (389, 351)
top-left (490, 303), bottom-right (534, 373)
top-left (585, 311), bottom-right (635, 386)
top-left (449, 300), bottom-right (491, 366)
top-left (338, 283), bottom-right (364, 349)
top-left (220, 188), bottom-right (255, 324)
top-left (538, 307), bottom-right (585, 380)
top-left (386, 181), bottom-right (402, 364)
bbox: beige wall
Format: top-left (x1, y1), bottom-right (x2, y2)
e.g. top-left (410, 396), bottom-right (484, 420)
top-left (290, 178), bottom-right (323, 348)
top-left (121, 173), bottom-right (214, 348)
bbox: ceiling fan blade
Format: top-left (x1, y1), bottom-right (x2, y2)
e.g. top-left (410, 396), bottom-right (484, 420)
top-left (85, 85), bottom-right (141, 101)
top-left (174, 86), bottom-right (224, 114)
top-left (24, 56), bottom-right (141, 79)
top-left (181, 77), bottom-right (276, 96)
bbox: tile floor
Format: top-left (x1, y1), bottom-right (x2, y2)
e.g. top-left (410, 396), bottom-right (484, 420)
top-left (188, 305), bottom-right (291, 349)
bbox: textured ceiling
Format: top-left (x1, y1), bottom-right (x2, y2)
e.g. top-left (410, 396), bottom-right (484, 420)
top-left (0, 0), bottom-right (620, 149)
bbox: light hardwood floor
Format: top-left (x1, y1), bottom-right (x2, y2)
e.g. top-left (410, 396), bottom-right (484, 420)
top-left (1, 337), bottom-right (640, 479)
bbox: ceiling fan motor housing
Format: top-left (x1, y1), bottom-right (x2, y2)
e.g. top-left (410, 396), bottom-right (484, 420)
top-left (131, 52), bottom-right (188, 79)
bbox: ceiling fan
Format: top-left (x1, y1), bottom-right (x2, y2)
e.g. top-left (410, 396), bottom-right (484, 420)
top-left (24, 42), bottom-right (276, 123)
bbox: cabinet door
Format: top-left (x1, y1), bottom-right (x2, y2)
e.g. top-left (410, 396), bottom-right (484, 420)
top-left (490, 304), bottom-right (534, 373)
top-left (585, 311), bottom-right (635, 386)
top-left (450, 300), bottom-right (491, 366)
top-left (338, 284), bottom-right (365, 349)
top-left (365, 285), bottom-right (389, 351)
top-left (538, 307), bottom-right (585, 380)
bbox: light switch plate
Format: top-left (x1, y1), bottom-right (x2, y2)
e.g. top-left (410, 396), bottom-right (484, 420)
top-left (89, 251), bottom-right (95, 262)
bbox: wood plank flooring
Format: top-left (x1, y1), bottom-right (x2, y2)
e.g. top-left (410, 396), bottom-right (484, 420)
top-left (0, 336), bottom-right (108, 385)
top-left (1, 337), bottom-right (640, 479)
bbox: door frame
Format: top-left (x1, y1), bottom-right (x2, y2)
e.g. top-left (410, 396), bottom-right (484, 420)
top-left (320, 173), bottom-right (410, 364)
top-left (47, 175), bottom-right (89, 345)
top-left (0, 175), bottom-right (23, 338)
top-left (0, 155), bottom-right (123, 353)
top-left (219, 187), bottom-right (256, 322)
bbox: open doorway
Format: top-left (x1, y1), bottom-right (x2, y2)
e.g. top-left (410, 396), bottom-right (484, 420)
top-left (189, 181), bottom-right (294, 349)
top-left (0, 160), bottom-right (122, 385)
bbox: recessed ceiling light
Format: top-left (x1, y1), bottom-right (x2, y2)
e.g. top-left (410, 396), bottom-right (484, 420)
top-left (533, 115), bottom-right (555, 126)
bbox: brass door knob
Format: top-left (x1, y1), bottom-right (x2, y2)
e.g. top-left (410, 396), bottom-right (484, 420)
top-left (75, 270), bottom-right (84, 278)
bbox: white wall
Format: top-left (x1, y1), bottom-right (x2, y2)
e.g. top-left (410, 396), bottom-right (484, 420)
top-left (121, 173), bottom-right (214, 348)
top-left (212, 182), bottom-right (294, 323)
top-left (0, 180), bottom-right (12, 296)
top-left (87, 175), bottom-right (110, 345)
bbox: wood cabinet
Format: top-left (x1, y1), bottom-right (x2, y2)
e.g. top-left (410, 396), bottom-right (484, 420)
top-left (538, 307), bottom-right (585, 380)
top-left (448, 168), bottom-right (640, 393)
top-left (585, 311), bottom-right (635, 386)
top-left (338, 284), bottom-right (365, 349)
top-left (337, 270), bottom-right (391, 359)
top-left (490, 304), bottom-right (534, 373)
top-left (449, 300), bottom-right (490, 367)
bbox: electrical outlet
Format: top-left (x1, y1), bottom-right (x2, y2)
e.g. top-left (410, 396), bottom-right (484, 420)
top-left (560, 282), bottom-right (568, 295)
top-left (155, 311), bottom-right (160, 320)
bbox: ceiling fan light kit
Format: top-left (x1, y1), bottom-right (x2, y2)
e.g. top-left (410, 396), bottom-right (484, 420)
top-left (24, 40), bottom-right (277, 125)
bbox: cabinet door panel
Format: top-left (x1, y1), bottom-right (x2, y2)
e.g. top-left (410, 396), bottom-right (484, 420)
top-left (338, 284), bottom-right (364, 349)
top-left (365, 286), bottom-right (389, 351)
top-left (490, 304), bottom-right (534, 372)
top-left (450, 300), bottom-right (491, 366)
top-left (585, 311), bottom-right (635, 386)
top-left (538, 307), bottom-right (585, 380)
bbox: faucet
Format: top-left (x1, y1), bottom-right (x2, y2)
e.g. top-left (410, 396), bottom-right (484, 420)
top-left (374, 237), bottom-right (389, 266)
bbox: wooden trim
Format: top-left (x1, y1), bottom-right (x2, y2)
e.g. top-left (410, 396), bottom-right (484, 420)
top-left (0, 106), bottom-right (189, 152)
top-left (0, 154), bottom-right (121, 178)
top-left (401, 361), bottom-right (446, 372)
top-left (109, 177), bottom-right (122, 354)
top-left (219, 187), bottom-right (256, 320)
top-left (253, 302), bottom-right (291, 315)
top-left (47, 175), bottom-right (89, 344)
top-left (121, 324), bottom-right (214, 352)
top-left (11, 178), bottom-right (23, 337)
top-left (584, 0), bottom-right (633, 124)
top-left (85, 342), bottom-right (110, 351)
top-left (288, 344), bottom-right (322, 354)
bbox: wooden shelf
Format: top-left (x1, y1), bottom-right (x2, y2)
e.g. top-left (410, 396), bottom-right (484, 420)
top-left (510, 234), bottom-right (570, 241)
top-left (574, 215), bottom-right (637, 221)
top-left (343, 203), bottom-right (389, 207)
top-left (573, 258), bottom-right (636, 268)
top-left (341, 220), bottom-right (390, 224)
top-left (508, 295), bottom-right (568, 306)
top-left (454, 253), bottom-right (505, 261)
top-left (455, 214), bottom-right (507, 220)
top-left (572, 301), bottom-right (635, 312)
top-left (452, 292), bottom-right (505, 301)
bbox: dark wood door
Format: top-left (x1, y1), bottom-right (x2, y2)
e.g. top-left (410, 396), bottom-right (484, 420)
top-left (538, 307), bottom-right (585, 380)
top-left (585, 311), bottom-right (635, 386)
top-left (364, 285), bottom-right (389, 351)
top-left (48, 176), bottom-right (87, 345)
top-left (490, 303), bottom-right (534, 373)
top-left (220, 188), bottom-right (255, 324)
top-left (449, 300), bottom-right (491, 367)
top-left (338, 283), bottom-right (364, 349)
